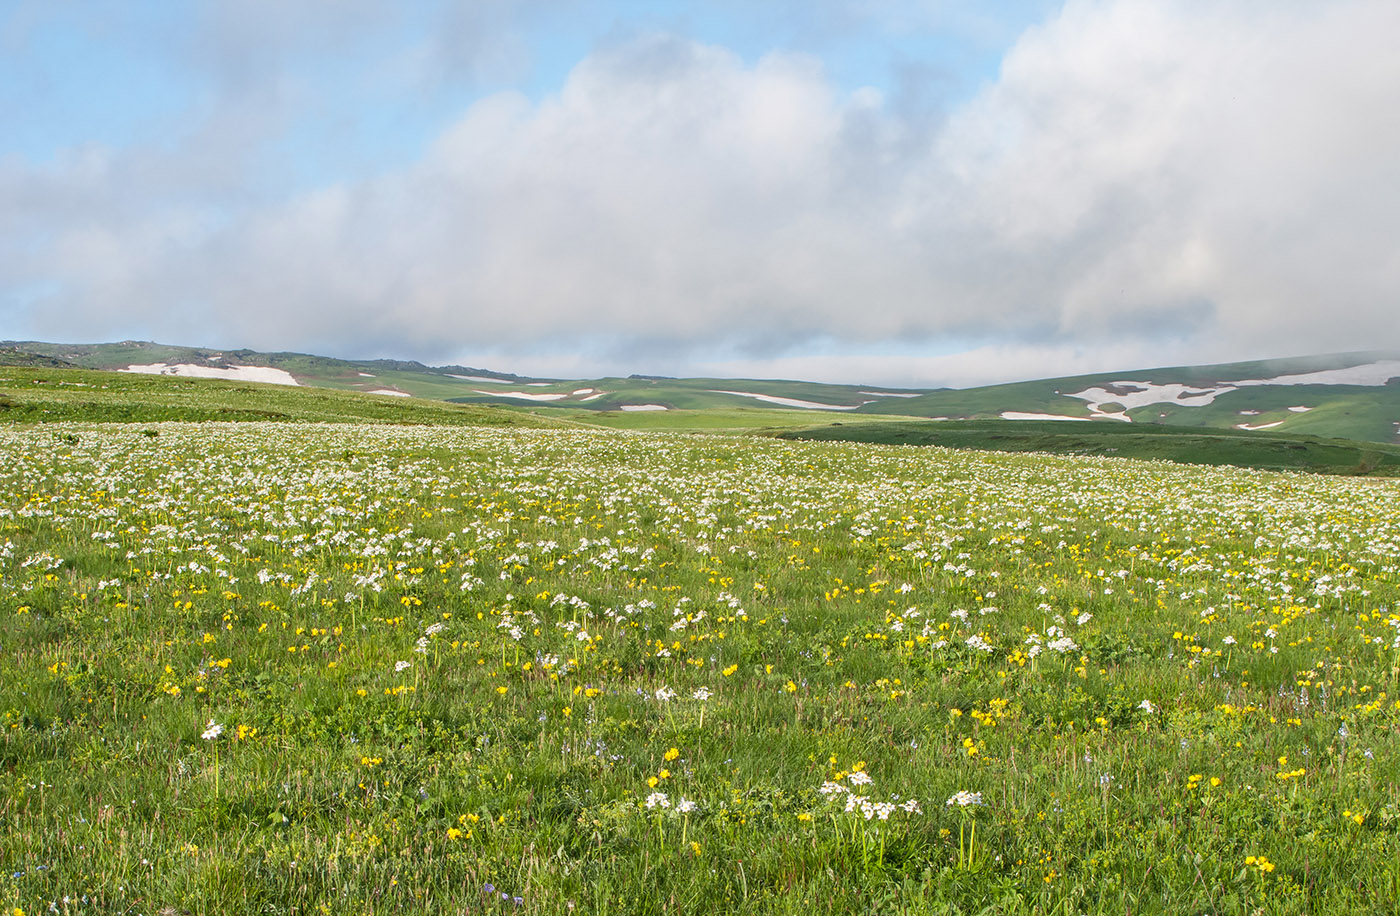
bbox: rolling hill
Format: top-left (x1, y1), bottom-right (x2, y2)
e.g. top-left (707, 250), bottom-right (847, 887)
top-left (5, 339), bottom-right (1399, 444)
top-left (0, 365), bottom-right (562, 428)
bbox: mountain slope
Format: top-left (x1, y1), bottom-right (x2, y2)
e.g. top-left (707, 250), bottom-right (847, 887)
top-left (856, 351), bottom-right (1400, 443)
top-left (5, 340), bottom-right (1398, 442)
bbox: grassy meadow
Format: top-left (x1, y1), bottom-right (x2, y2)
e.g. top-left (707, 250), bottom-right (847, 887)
top-left (1, 419), bottom-right (1398, 915)
top-left (0, 368), bottom-right (560, 429)
top-left (783, 420), bottom-right (1400, 477)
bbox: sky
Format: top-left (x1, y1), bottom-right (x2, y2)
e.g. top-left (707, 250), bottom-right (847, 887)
top-left (3, 0), bottom-right (1399, 388)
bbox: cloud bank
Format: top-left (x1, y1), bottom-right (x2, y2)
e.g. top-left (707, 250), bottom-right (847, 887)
top-left (4, 0), bottom-right (1399, 385)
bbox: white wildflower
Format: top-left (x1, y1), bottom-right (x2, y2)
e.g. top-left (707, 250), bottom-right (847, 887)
top-left (965, 634), bottom-right (995, 653)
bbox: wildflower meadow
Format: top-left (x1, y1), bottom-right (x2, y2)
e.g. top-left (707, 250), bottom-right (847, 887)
top-left (1, 422), bottom-right (1397, 914)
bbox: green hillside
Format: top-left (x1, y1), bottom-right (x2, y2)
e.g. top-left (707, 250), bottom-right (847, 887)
top-left (526, 405), bottom-right (934, 433)
top-left (856, 352), bottom-right (1400, 442)
top-left (5, 364), bottom-right (1394, 478)
top-left (0, 367), bottom-right (559, 428)
top-left (5, 340), bottom-right (1399, 443)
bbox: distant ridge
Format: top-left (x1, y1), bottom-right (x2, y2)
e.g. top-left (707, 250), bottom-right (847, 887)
top-left (4, 340), bottom-right (1398, 443)
top-left (0, 345), bottom-right (76, 368)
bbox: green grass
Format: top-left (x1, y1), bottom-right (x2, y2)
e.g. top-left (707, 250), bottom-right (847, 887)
top-left (0, 367), bottom-right (560, 428)
top-left (857, 378), bottom-right (1095, 420)
top-left (1, 422), bottom-right (1398, 915)
top-left (780, 419), bottom-right (1400, 475)
top-left (534, 406), bottom-right (933, 433)
top-left (446, 377), bottom-right (893, 413)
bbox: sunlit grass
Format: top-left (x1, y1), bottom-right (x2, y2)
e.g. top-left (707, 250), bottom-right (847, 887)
top-left (1, 423), bottom-right (1397, 914)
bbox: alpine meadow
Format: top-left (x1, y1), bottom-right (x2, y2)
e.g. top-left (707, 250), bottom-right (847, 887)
top-left (2, 408), bottom-right (1397, 914)
top-left (7, 2), bottom-right (1400, 913)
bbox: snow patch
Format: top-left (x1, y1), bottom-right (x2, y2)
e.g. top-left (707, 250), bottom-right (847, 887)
top-left (580, 392), bottom-right (607, 402)
top-left (471, 390), bottom-right (568, 402)
top-left (572, 388), bottom-right (597, 395)
top-left (448, 374), bottom-right (509, 383)
top-left (709, 390), bottom-right (873, 410)
top-left (1288, 405), bottom-right (1312, 412)
top-left (1068, 382), bottom-right (1225, 417)
top-left (367, 389), bottom-right (411, 397)
top-left (1236, 420), bottom-right (1285, 431)
top-left (620, 404), bottom-right (668, 411)
top-left (860, 391), bottom-right (921, 398)
top-left (1236, 361), bottom-right (1400, 387)
top-left (358, 372), bottom-right (375, 377)
top-left (1000, 411), bottom-right (1091, 422)
top-left (1067, 360), bottom-right (1400, 417)
top-left (121, 363), bottom-right (299, 386)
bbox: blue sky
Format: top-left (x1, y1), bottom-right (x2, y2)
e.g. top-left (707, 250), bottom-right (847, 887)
top-left (3, 0), bottom-right (1399, 386)
top-left (5, 2), bottom-right (1048, 183)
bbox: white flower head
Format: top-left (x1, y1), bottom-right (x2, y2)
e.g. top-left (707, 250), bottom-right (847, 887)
top-left (645, 792), bottom-right (670, 809)
top-left (847, 770), bottom-right (873, 787)
top-left (1138, 699), bottom-right (1156, 714)
top-left (395, 660), bottom-right (412, 673)
top-left (201, 720), bottom-right (224, 741)
top-left (676, 798), bottom-right (697, 814)
top-left (945, 790), bottom-right (982, 807)
top-left (691, 687), bottom-right (712, 701)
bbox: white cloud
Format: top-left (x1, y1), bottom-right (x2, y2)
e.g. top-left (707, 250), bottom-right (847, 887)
top-left (5, 0), bottom-right (1400, 385)
top-left (920, 0), bottom-right (1400, 352)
